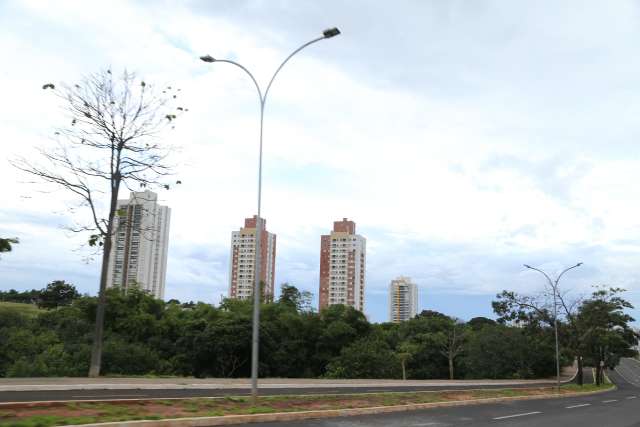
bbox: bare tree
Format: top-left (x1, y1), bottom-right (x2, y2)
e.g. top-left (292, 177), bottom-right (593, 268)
top-left (439, 318), bottom-right (466, 380)
top-left (12, 69), bottom-right (185, 377)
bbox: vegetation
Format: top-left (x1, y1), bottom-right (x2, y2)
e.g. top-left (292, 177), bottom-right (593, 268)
top-left (0, 237), bottom-right (18, 258)
top-left (0, 384), bottom-right (614, 427)
top-left (0, 282), bottom-right (635, 379)
top-left (493, 286), bottom-right (638, 385)
top-left (0, 302), bottom-right (43, 318)
top-left (0, 282), bottom-right (79, 310)
top-left (12, 69), bottom-right (185, 377)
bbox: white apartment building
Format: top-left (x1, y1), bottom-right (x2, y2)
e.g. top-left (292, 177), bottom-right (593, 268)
top-left (389, 276), bottom-right (418, 323)
top-left (106, 190), bottom-right (171, 299)
top-left (229, 216), bottom-right (276, 301)
top-left (319, 218), bottom-right (366, 312)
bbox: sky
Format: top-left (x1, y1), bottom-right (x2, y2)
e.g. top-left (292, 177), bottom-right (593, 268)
top-left (2, 0), bottom-right (640, 323)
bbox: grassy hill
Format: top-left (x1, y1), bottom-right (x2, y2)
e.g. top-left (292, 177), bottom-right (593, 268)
top-left (0, 301), bottom-right (42, 317)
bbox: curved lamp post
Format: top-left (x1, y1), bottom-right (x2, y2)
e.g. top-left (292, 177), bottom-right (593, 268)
top-left (200, 27), bottom-right (340, 400)
top-left (524, 262), bottom-right (583, 392)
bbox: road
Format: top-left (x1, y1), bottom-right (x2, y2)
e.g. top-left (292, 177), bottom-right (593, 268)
top-left (0, 367), bottom-right (580, 404)
top-left (230, 359), bottom-right (640, 427)
top-left (0, 380), bottom-right (567, 403)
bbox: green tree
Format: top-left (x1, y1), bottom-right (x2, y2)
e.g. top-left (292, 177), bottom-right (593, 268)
top-left (37, 280), bottom-right (80, 309)
top-left (463, 324), bottom-right (555, 379)
top-left (278, 283), bottom-right (313, 312)
top-left (313, 305), bottom-right (371, 376)
top-left (396, 341), bottom-right (419, 380)
top-left (468, 317), bottom-right (496, 331)
top-left (398, 314), bottom-right (452, 379)
top-left (493, 289), bottom-right (585, 382)
top-left (326, 334), bottom-right (400, 379)
top-left (0, 289), bottom-right (40, 304)
top-left (577, 287), bottom-right (638, 385)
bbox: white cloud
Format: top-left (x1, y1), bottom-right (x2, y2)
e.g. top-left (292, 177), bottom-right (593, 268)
top-left (2, 0), bottom-right (640, 322)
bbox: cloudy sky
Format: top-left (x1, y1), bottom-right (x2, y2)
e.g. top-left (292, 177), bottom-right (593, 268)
top-left (2, 0), bottom-right (640, 323)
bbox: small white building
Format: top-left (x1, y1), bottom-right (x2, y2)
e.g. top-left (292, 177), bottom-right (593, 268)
top-left (389, 276), bottom-right (418, 323)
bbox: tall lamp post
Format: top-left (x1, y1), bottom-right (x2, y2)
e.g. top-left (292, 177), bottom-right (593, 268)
top-left (200, 27), bottom-right (340, 401)
top-left (523, 262), bottom-right (583, 392)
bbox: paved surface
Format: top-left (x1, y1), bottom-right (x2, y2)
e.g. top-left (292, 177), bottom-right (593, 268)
top-left (0, 374), bottom-right (575, 390)
top-left (0, 368), bottom-right (578, 403)
top-left (0, 381), bottom-right (568, 403)
top-left (230, 359), bottom-right (640, 427)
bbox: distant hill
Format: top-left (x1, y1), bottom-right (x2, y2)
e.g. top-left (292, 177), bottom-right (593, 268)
top-left (0, 301), bottom-right (42, 317)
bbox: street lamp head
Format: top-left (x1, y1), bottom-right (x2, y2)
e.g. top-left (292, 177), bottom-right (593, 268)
top-left (524, 264), bottom-right (532, 269)
top-left (576, 262), bottom-right (583, 267)
top-left (323, 27), bottom-right (341, 38)
top-left (200, 55), bottom-right (216, 63)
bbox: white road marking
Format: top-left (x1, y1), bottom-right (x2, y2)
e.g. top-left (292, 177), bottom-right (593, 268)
top-left (602, 399), bottom-right (618, 403)
top-left (626, 396), bottom-right (637, 399)
top-left (493, 411), bottom-right (541, 420)
top-left (566, 403), bottom-right (591, 409)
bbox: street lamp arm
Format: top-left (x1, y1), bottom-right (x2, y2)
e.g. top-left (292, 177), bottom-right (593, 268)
top-left (212, 59), bottom-right (264, 104)
top-left (523, 261), bottom-right (581, 394)
top-left (263, 36), bottom-right (326, 104)
top-left (524, 265), bottom-right (555, 289)
top-left (555, 263), bottom-right (583, 286)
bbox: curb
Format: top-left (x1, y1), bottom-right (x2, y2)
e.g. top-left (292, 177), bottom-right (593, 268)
top-left (0, 380), bottom-right (567, 392)
top-left (66, 386), bottom-right (616, 427)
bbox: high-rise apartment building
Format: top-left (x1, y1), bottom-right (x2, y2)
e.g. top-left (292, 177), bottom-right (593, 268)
top-left (389, 276), bottom-right (418, 323)
top-left (319, 218), bottom-right (366, 312)
top-left (229, 216), bottom-right (276, 301)
top-left (106, 190), bottom-right (171, 299)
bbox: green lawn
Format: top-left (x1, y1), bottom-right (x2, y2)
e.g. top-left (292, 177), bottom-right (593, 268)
top-left (0, 301), bottom-right (42, 317)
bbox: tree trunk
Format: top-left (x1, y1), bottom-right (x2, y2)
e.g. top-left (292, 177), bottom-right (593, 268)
top-left (88, 233), bottom-right (112, 377)
top-left (577, 356), bottom-right (583, 386)
top-left (595, 365), bottom-right (601, 386)
top-left (401, 360), bottom-right (406, 381)
top-left (88, 179), bottom-right (119, 378)
top-left (449, 354), bottom-right (454, 380)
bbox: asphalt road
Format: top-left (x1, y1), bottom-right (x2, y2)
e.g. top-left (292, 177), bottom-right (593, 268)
top-left (231, 359), bottom-right (640, 427)
top-left (0, 381), bottom-right (566, 403)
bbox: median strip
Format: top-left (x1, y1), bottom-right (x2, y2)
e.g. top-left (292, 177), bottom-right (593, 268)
top-left (0, 384), bottom-right (614, 427)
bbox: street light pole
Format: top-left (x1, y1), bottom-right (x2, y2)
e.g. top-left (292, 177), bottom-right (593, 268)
top-left (200, 27), bottom-right (340, 402)
top-left (523, 262), bottom-right (583, 393)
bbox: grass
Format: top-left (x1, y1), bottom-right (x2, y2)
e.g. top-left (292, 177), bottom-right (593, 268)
top-left (0, 302), bottom-right (42, 318)
top-left (0, 384), bottom-right (614, 427)
top-left (562, 383), bottom-right (612, 392)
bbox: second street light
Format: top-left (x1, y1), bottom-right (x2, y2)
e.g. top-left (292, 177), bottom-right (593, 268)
top-left (200, 27), bottom-right (340, 401)
top-left (523, 262), bottom-right (583, 393)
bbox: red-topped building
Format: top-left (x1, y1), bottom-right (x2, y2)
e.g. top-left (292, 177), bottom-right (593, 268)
top-left (319, 218), bottom-right (366, 312)
top-left (229, 216), bottom-right (276, 302)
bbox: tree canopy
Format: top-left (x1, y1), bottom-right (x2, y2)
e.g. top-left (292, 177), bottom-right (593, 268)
top-left (0, 283), bottom-right (636, 379)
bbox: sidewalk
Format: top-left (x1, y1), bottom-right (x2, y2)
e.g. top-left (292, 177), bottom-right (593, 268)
top-left (0, 366), bottom-right (576, 392)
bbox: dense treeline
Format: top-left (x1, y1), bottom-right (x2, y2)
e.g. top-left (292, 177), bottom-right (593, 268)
top-left (0, 281), bottom-right (79, 309)
top-left (0, 283), bottom-right (636, 379)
